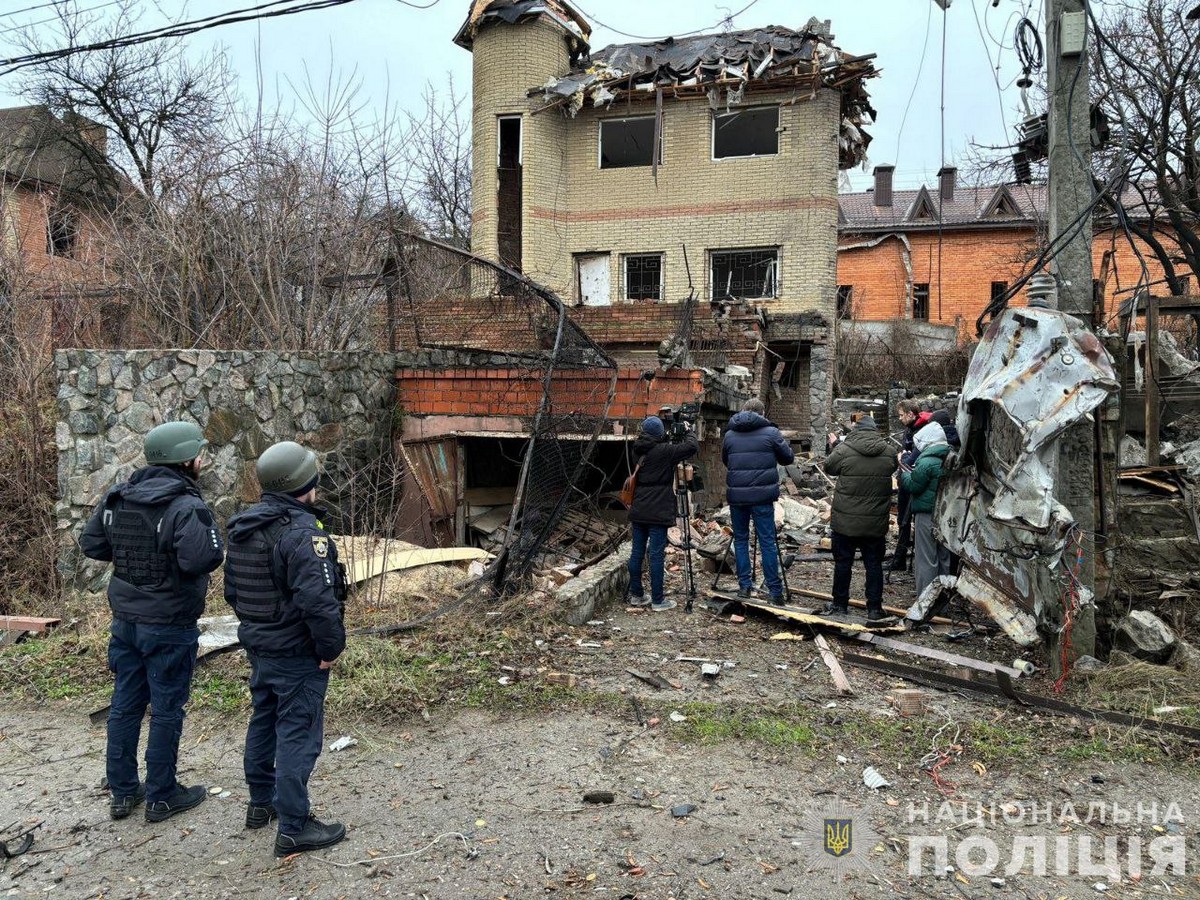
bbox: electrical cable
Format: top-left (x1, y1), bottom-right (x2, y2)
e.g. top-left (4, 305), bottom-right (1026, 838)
top-left (569, 0), bottom-right (761, 43)
top-left (893, 0), bottom-right (934, 167)
top-left (0, 0), bottom-right (369, 76)
top-left (0, 0), bottom-right (124, 37)
top-left (0, 0), bottom-right (68, 19)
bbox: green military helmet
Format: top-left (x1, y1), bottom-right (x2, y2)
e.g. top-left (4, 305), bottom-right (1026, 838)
top-left (144, 421), bottom-right (209, 465)
top-left (257, 441), bottom-right (319, 495)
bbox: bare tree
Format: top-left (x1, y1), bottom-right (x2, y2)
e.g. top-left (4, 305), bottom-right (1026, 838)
top-left (404, 79), bottom-right (472, 249)
top-left (1090, 0), bottom-right (1200, 296)
top-left (14, 0), bottom-right (232, 199)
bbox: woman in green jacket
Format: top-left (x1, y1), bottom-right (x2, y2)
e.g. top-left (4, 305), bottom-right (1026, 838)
top-left (900, 421), bottom-right (952, 599)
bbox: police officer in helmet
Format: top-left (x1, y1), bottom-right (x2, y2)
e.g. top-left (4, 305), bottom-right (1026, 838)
top-left (80, 420), bottom-right (224, 823)
top-left (225, 441), bottom-right (347, 857)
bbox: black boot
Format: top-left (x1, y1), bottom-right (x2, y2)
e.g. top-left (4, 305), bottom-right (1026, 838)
top-left (866, 608), bottom-right (895, 624)
top-left (109, 783), bottom-right (145, 820)
top-left (736, 587), bottom-right (752, 600)
top-left (145, 784), bottom-right (207, 823)
top-left (821, 604), bottom-right (850, 621)
top-left (274, 816), bottom-right (346, 857)
top-left (246, 803), bottom-right (278, 830)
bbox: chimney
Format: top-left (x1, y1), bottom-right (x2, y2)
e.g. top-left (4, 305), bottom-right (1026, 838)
top-left (64, 111), bottom-right (107, 157)
top-left (937, 166), bottom-right (957, 202)
top-left (873, 165), bottom-right (894, 207)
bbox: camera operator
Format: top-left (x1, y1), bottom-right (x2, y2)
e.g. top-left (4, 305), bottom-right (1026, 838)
top-left (626, 415), bottom-right (698, 611)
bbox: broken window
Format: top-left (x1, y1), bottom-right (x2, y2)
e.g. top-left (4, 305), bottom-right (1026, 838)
top-left (599, 117), bottom-right (658, 169)
top-left (497, 116), bottom-right (522, 270)
top-left (991, 281), bottom-right (1008, 305)
top-left (711, 248), bottom-right (778, 300)
top-left (912, 283), bottom-right (930, 320)
top-left (623, 253), bottom-right (663, 301)
top-left (47, 207), bottom-right (78, 257)
top-left (712, 106), bottom-right (779, 159)
top-left (836, 285), bottom-right (854, 319)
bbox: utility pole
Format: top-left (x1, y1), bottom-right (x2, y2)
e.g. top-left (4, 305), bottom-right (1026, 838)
top-left (1046, 0), bottom-right (1097, 670)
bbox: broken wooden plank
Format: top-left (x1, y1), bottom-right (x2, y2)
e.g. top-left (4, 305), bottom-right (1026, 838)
top-left (713, 591), bottom-right (905, 634)
top-left (0, 616), bottom-right (61, 634)
top-left (345, 545), bottom-right (492, 585)
top-left (1117, 473), bottom-right (1180, 493)
top-left (784, 587), bottom-right (957, 626)
top-left (856, 633), bottom-right (1023, 678)
top-left (626, 668), bottom-right (674, 691)
top-left (814, 635), bottom-right (854, 696)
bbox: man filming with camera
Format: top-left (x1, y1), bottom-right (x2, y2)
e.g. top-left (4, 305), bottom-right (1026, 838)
top-left (625, 408), bottom-right (699, 611)
top-left (722, 398), bottom-right (794, 603)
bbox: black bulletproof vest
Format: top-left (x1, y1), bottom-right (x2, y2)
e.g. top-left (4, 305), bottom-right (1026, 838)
top-left (105, 499), bottom-right (174, 589)
top-left (226, 521), bottom-right (289, 623)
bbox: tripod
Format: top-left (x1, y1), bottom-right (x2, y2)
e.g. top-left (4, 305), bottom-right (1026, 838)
top-left (675, 463), bottom-right (698, 613)
top-left (710, 507), bottom-right (793, 606)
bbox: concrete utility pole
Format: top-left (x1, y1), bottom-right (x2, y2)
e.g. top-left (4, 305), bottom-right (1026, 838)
top-left (1046, 0), bottom-right (1097, 669)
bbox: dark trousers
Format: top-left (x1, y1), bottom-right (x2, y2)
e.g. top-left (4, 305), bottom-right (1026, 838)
top-left (831, 532), bottom-right (885, 613)
top-left (730, 503), bottom-right (783, 597)
top-left (106, 619), bottom-right (199, 803)
top-left (628, 522), bottom-right (668, 604)
top-left (244, 654), bottom-right (329, 835)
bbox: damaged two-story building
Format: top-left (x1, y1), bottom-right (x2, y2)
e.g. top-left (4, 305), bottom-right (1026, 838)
top-left (387, 1), bottom-right (876, 553)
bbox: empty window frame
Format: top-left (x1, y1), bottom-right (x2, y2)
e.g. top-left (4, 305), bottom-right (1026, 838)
top-left (990, 281), bottom-right (1008, 305)
top-left (836, 284), bottom-right (854, 319)
top-left (912, 283), bottom-right (930, 320)
top-left (712, 106), bottom-right (779, 159)
top-left (599, 117), bottom-right (658, 169)
top-left (498, 116), bottom-right (522, 168)
top-left (624, 253), bottom-right (664, 301)
top-left (47, 207), bottom-right (78, 257)
top-left (711, 248), bottom-right (779, 301)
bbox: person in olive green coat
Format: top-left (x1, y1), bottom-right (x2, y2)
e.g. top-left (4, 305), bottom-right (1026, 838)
top-left (823, 417), bottom-right (897, 621)
top-left (900, 421), bottom-right (952, 600)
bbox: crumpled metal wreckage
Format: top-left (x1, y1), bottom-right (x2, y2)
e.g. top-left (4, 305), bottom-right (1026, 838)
top-left (927, 305), bottom-right (1119, 647)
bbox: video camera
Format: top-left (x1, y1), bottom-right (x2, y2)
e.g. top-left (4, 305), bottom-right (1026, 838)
top-left (658, 403), bottom-right (699, 443)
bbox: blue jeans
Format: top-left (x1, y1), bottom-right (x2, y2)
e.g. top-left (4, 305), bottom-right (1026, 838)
top-left (628, 523), bottom-right (668, 605)
top-left (730, 503), bottom-right (783, 598)
top-left (244, 654), bottom-right (330, 835)
top-left (106, 619), bottom-right (199, 803)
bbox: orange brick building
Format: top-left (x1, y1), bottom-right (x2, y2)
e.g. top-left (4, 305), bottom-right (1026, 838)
top-left (836, 166), bottom-right (1183, 339)
top-left (1, 105), bottom-right (119, 352)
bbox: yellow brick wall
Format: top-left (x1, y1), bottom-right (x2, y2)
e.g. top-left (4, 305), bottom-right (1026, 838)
top-left (467, 17), bottom-right (840, 321)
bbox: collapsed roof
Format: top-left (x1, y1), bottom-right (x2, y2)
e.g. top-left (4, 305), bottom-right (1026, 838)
top-left (534, 19), bottom-right (878, 169)
top-left (0, 105), bottom-right (118, 200)
top-left (454, 0), bottom-right (590, 50)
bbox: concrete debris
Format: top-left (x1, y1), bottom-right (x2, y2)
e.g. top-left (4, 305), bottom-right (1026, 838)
top-left (1120, 434), bottom-right (1149, 468)
top-left (1171, 640), bottom-right (1200, 673)
top-left (1073, 655), bottom-right (1107, 673)
top-left (1112, 610), bottom-right (1177, 663)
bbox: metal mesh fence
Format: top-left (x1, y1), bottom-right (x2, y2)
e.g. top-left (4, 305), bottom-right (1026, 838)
top-left (390, 234), bottom-right (618, 595)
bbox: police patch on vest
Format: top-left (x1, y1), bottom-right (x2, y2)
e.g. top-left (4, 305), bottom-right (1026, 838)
top-left (311, 535), bottom-right (329, 558)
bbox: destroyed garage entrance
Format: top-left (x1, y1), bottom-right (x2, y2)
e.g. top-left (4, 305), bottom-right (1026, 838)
top-left (460, 435), bottom-right (634, 569)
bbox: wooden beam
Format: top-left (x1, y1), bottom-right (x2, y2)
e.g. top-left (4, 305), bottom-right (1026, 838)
top-left (0, 616), bottom-right (60, 633)
top-left (1146, 293), bottom-right (1161, 465)
top-left (783, 587), bottom-right (957, 626)
top-left (855, 633), bottom-right (1024, 678)
top-left (814, 635), bottom-right (854, 696)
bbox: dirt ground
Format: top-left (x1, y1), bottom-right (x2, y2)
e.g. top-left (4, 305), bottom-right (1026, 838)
top-left (2, 554), bottom-right (1199, 900)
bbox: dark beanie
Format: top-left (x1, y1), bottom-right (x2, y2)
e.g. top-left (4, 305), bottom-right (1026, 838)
top-left (290, 474), bottom-right (319, 497)
top-left (931, 409), bottom-right (953, 428)
top-left (641, 416), bottom-right (665, 438)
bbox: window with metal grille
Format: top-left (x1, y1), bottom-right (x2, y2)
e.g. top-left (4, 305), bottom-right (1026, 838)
top-left (711, 249), bottom-right (778, 300)
top-left (836, 285), bottom-right (853, 319)
top-left (624, 253), bottom-right (663, 301)
top-left (712, 106), bottom-right (779, 159)
top-left (912, 283), bottom-right (930, 320)
top-left (600, 117), bottom-right (658, 169)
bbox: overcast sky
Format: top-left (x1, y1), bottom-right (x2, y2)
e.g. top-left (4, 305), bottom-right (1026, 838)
top-left (0, 0), bottom-right (1041, 192)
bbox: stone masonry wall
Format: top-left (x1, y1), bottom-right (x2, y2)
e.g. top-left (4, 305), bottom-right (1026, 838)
top-left (55, 349), bottom-right (396, 592)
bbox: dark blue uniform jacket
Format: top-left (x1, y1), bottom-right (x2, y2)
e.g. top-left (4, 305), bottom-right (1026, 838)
top-left (79, 466), bottom-right (224, 625)
top-left (224, 493), bottom-right (347, 662)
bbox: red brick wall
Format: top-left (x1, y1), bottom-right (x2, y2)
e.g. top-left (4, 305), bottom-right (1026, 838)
top-left (836, 225), bottom-right (1180, 337)
top-left (396, 366), bottom-right (705, 422)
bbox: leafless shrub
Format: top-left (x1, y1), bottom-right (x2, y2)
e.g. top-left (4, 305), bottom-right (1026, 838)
top-left (836, 319), bottom-right (972, 393)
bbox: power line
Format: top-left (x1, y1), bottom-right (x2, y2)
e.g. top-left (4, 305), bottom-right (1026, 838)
top-left (893, 0), bottom-right (933, 167)
top-left (0, 0), bottom-right (124, 38)
top-left (569, 0), bottom-right (762, 43)
top-left (0, 0), bottom-right (368, 76)
top-left (0, 0), bottom-right (68, 19)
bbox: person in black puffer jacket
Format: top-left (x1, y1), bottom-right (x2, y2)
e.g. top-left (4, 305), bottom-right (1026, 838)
top-left (721, 398), bottom-right (795, 601)
top-left (626, 416), bottom-right (698, 611)
top-left (80, 421), bottom-right (224, 825)
top-left (225, 441), bottom-right (348, 858)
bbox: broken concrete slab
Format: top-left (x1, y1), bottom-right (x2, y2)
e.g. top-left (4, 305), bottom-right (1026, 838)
top-left (1113, 610), bottom-right (1177, 663)
top-left (1169, 639), bottom-right (1200, 673)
